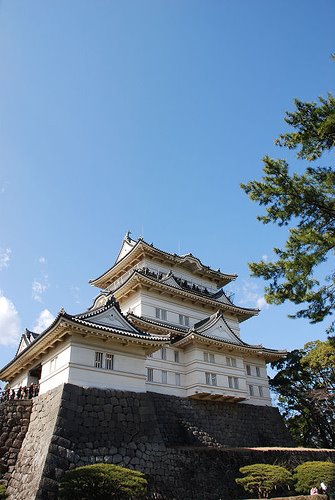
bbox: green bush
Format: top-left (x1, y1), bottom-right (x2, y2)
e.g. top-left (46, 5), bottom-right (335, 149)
top-left (235, 463), bottom-right (293, 499)
top-left (58, 463), bottom-right (148, 500)
top-left (294, 461), bottom-right (335, 494)
top-left (0, 485), bottom-right (7, 499)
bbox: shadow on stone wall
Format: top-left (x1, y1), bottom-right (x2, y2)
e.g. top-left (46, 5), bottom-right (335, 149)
top-left (149, 391), bottom-right (294, 448)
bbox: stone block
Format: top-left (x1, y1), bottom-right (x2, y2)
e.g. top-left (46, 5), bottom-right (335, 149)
top-left (112, 454), bottom-right (123, 464)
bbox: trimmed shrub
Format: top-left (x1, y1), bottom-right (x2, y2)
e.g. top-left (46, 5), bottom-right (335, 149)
top-left (0, 485), bottom-right (7, 499)
top-left (58, 463), bottom-right (148, 500)
top-left (294, 461), bottom-right (335, 494)
top-left (272, 496), bottom-right (326, 500)
top-left (235, 463), bottom-right (293, 499)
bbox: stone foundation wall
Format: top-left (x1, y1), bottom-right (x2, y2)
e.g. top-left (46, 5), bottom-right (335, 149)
top-left (157, 447), bottom-right (335, 500)
top-left (2, 384), bottom-right (335, 499)
top-left (6, 385), bottom-right (63, 500)
top-left (149, 391), bottom-right (293, 447)
top-left (0, 399), bottom-right (32, 483)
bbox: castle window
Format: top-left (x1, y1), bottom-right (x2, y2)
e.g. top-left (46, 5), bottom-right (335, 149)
top-left (147, 368), bottom-right (154, 382)
top-left (175, 373), bottom-right (181, 386)
top-left (174, 351), bottom-right (179, 363)
top-left (228, 376), bottom-right (239, 389)
top-left (205, 372), bottom-right (217, 386)
top-left (105, 353), bottom-right (114, 370)
top-left (204, 352), bottom-right (215, 363)
top-left (249, 384), bottom-right (254, 396)
top-left (156, 308), bottom-right (167, 321)
top-left (256, 366), bottom-right (261, 377)
top-left (95, 351), bottom-right (103, 369)
top-left (161, 370), bottom-right (167, 384)
top-left (246, 364), bottom-right (251, 375)
top-left (226, 357), bottom-right (237, 367)
top-left (179, 314), bottom-right (189, 327)
top-left (161, 348), bottom-right (167, 360)
top-left (49, 356), bottom-right (58, 373)
top-left (258, 386), bottom-right (264, 397)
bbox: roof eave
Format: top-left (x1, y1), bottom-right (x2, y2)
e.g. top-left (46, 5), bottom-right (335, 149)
top-left (0, 316), bottom-right (67, 381)
top-left (172, 333), bottom-right (286, 360)
top-left (114, 271), bottom-right (258, 320)
top-left (90, 238), bottom-right (237, 289)
top-left (0, 316), bottom-right (170, 382)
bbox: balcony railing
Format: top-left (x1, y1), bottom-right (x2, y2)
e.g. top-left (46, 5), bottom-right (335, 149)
top-left (108, 265), bottom-right (218, 295)
top-left (0, 384), bottom-right (40, 403)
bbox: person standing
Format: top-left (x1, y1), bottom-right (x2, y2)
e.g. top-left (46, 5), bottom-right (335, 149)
top-left (320, 482), bottom-right (328, 499)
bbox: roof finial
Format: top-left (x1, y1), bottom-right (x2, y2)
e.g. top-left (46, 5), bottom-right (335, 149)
top-left (125, 230), bottom-right (132, 241)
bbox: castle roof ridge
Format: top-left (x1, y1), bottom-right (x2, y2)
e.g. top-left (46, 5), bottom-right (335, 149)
top-left (89, 236), bottom-right (237, 289)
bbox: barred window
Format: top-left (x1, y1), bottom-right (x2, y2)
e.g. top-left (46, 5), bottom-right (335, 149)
top-left (95, 351), bottom-right (103, 369)
top-left (147, 368), bottom-right (154, 382)
top-left (204, 352), bottom-right (215, 363)
top-left (258, 386), bottom-right (264, 397)
top-left (249, 384), bottom-right (254, 396)
top-left (228, 376), bottom-right (239, 389)
top-left (175, 373), bottom-right (181, 386)
top-left (226, 357), bottom-right (237, 367)
top-left (205, 372), bottom-right (217, 386)
top-left (246, 364), bottom-right (251, 375)
top-left (50, 356), bottom-right (58, 373)
top-left (256, 366), bottom-right (261, 377)
top-left (179, 314), bottom-right (190, 327)
top-left (105, 353), bottom-right (114, 370)
top-left (161, 370), bottom-right (167, 384)
top-left (161, 348), bottom-right (167, 360)
top-left (155, 308), bottom-right (167, 321)
top-left (174, 351), bottom-right (179, 363)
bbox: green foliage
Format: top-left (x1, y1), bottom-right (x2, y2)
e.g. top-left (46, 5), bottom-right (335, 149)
top-left (0, 485), bottom-right (7, 499)
top-left (275, 95), bottom-right (335, 161)
top-left (235, 463), bottom-right (293, 499)
top-left (241, 91), bottom-right (335, 332)
top-left (294, 461), bottom-right (335, 494)
top-left (270, 339), bottom-right (335, 448)
top-left (58, 463), bottom-right (148, 500)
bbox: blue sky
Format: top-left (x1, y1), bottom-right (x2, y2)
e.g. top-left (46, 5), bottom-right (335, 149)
top-left (0, 1), bottom-right (334, 378)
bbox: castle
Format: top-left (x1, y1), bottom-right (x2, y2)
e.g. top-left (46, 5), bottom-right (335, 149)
top-left (0, 233), bottom-right (285, 404)
top-left (3, 235), bottom-right (330, 500)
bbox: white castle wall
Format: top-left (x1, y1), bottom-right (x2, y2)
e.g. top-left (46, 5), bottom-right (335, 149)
top-left (145, 346), bottom-right (272, 405)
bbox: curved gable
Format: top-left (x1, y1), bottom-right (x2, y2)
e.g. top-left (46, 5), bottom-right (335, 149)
top-left (75, 303), bottom-right (140, 333)
top-left (194, 314), bottom-right (243, 344)
top-left (115, 232), bottom-right (137, 263)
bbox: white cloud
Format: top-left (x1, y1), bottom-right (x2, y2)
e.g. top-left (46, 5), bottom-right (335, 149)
top-left (33, 309), bottom-right (55, 333)
top-left (261, 254), bottom-right (269, 262)
top-left (38, 256), bottom-right (46, 264)
top-left (32, 275), bottom-right (49, 302)
top-left (256, 295), bottom-right (269, 309)
top-left (0, 292), bottom-right (21, 346)
top-left (238, 280), bottom-right (269, 310)
top-left (0, 248), bottom-right (11, 270)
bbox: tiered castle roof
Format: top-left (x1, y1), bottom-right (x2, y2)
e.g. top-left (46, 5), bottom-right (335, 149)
top-left (90, 234), bottom-right (237, 289)
top-left (0, 234), bottom-right (286, 385)
top-left (0, 297), bottom-right (169, 382)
